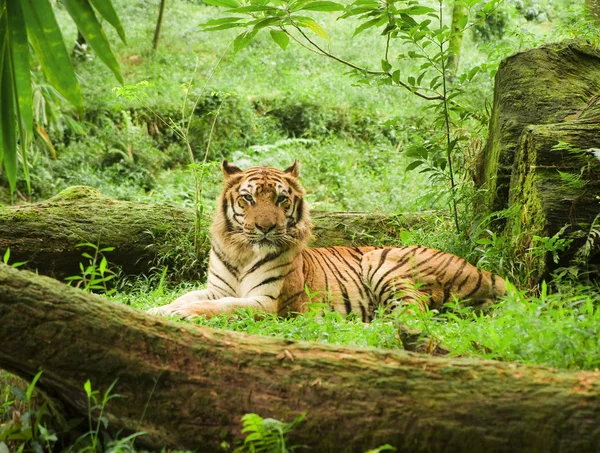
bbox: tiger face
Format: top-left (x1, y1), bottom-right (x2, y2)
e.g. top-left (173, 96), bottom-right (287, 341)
top-left (215, 160), bottom-right (311, 251)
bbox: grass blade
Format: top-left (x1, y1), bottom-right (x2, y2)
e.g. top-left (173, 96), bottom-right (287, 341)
top-left (20, 0), bottom-right (82, 108)
top-left (6, 0), bottom-right (33, 134)
top-left (61, 0), bottom-right (123, 84)
top-left (88, 0), bottom-right (127, 43)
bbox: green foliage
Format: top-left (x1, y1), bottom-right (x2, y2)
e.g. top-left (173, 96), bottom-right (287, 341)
top-left (2, 247), bottom-right (26, 268)
top-left (234, 413), bottom-right (305, 453)
top-left (0, 371), bottom-right (60, 453)
top-left (65, 242), bottom-right (118, 295)
top-left (0, 0), bottom-right (125, 199)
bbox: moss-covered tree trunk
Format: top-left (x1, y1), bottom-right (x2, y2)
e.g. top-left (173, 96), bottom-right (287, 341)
top-left (475, 41), bottom-right (600, 280)
top-left (0, 186), bottom-right (437, 280)
top-left (2, 264), bottom-right (600, 452)
top-left (475, 41), bottom-right (600, 214)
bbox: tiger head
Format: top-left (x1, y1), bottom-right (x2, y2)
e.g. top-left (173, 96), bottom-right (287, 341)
top-left (212, 160), bottom-right (312, 252)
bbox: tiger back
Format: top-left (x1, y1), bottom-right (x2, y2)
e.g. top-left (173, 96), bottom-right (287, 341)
top-left (148, 161), bottom-right (505, 320)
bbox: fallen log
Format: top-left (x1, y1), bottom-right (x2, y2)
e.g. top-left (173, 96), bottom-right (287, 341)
top-left (2, 263), bottom-right (600, 453)
top-left (0, 186), bottom-right (438, 281)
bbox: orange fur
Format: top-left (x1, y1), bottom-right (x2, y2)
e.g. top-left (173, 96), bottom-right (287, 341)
top-left (149, 162), bottom-right (505, 320)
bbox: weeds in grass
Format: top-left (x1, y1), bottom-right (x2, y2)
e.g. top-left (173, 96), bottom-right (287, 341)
top-left (234, 413), bottom-right (306, 453)
top-left (65, 242), bottom-right (118, 295)
top-left (2, 248), bottom-right (27, 268)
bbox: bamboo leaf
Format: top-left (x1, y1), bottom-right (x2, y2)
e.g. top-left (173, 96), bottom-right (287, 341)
top-left (20, 0), bottom-right (82, 108)
top-left (352, 16), bottom-right (381, 36)
top-left (295, 17), bottom-right (330, 40)
top-left (202, 0), bottom-right (240, 7)
top-left (61, 0), bottom-right (123, 84)
top-left (1, 42), bottom-right (18, 195)
top-left (6, 0), bottom-right (33, 135)
top-left (233, 30), bottom-right (257, 52)
top-left (295, 1), bottom-right (344, 11)
top-left (0, 13), bottom-right (7, 169)
top-left (88, 0), bottom-right (127, 43)
top-left (270, 30), bottom-right (289, 50)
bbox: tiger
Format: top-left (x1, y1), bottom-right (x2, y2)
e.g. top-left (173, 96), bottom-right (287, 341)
top-left (148, 160), bottom-right (506, 321)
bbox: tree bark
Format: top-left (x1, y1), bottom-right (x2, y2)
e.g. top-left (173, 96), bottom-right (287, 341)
top-left (0, 186), bottom-right (437, 280)
top-left (2, 263), bottom-right (600, 452)
top-left (506, 109), bottom-right (600, 281)
top-left (447, 1), bottom-right (468, 76)
top-left (152, 0), bottom-right (166, 51)
top-left (475, 41), bottom-right (600, 215)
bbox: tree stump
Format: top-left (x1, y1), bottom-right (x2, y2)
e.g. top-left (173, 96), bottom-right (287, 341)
top-left (475, 40), bottom-right (600, 280)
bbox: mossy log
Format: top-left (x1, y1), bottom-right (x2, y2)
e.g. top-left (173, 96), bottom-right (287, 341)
top-left (0, 186), bottom-right (436, 280)
top-left (475, 40), bottom-right (600, 214)
top-left (2, 263), bottom-right (600, 452)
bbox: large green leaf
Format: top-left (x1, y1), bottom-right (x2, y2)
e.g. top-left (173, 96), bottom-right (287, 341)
top-left (61, 0), bottom-right (123, 84)
top-left (1, 36), bottom-right (18, 195)
top-left (20, 0), bottom-right (82, 108)
top-left (0, 12), bottom-right (6, 169)
top-left (293, 1), bottom-right (344, 12)
top-left (270, 30), bottom-right (289, 50)
top-left (6, 0), bottom-right (32, 135)
top-left (88, 0), bottom-right (127, 43)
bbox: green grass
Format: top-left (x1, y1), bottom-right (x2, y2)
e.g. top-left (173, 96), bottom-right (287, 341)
top-left (111, 275), bottom-right (600, 371)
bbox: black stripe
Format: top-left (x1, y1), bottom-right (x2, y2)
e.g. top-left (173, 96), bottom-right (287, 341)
top-left (212, 246), bottom-right (239, 278)
top-left (341, 284), bottom-right (352, 316)
top-left (245, 251), bottom-right (284, 277)
top-left (278, 290), bottom-right (305, 314)
top-left (209, 271), bottom-right (236, 293)
top-left (318, 252), bottom-right (353, 314)
top-left (328, 248), bottom-right (365, 300)
top-left (369, 248), bottom-right (393, 281)
top-left (265, 261), bottom-right (294, 273)
top-left (222, 198), bottom-right (234, 232)
top-left (465, 270), bottom-right (483, 298)
top-left (210, 283), bottom-right (233, 296)
top-left (296, 198), bottom-right (304, 224)
top-left (372, 248), bottom-right (422, 294)
top-left (310, 251), bottom-right (330, 298)
top-left (456, 273), bottom-right (471, 292)
top-left (358, 300), bottom-right (367, 322)
top-left (249, 268), bottom-right (295, 293)
top-left (346, 249), bottom-right (363, 262)
top-left (443, 260), bottom-right (468, 302)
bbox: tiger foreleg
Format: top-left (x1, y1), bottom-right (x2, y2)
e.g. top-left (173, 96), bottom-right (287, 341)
top-left (148, 288), bottom-right (219, 317)
top-left (148, 295), bottom-right (278, 320)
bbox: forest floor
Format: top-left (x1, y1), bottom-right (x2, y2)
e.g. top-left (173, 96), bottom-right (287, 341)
top-left (3, 0), bottom-right (600, 451)
top-left (2, 0), bottom-right (598, 371)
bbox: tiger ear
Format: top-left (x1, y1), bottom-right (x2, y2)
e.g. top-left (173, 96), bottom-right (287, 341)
top-left (222, 160), bottom-right (242, 177)
top-left (284, 160), bottom-right (300, 177)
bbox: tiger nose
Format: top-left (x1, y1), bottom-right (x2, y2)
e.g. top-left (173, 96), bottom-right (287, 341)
top-left (256, 223), bottom-right (276, 234)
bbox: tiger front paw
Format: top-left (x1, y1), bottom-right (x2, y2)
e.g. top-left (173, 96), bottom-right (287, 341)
top-left (147, 301), bottom-right (215, 320)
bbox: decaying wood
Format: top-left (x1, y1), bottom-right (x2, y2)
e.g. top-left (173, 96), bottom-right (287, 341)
top-left (0, 186), bottom-right (439, 280)
top-left (475, 40), bottom-right (600, 214)
top-left (475, 40), bottom-right (600, 279)
top-left (2, 263), bottom-right (600, 453)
